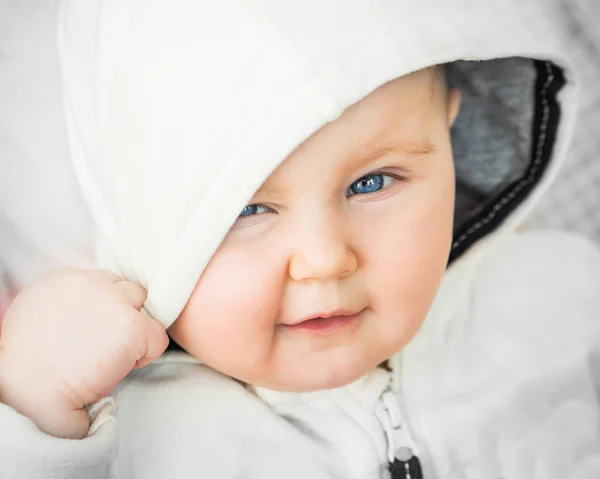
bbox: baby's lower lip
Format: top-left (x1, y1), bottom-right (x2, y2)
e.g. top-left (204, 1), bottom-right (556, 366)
top-left (284, 311), bottom-right (364, 333)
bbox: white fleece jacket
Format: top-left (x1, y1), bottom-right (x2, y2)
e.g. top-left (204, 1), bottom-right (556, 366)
top-left (1, 0), bottom-right (600, 478)
top-left (1, 232), bottom-right (599, 479)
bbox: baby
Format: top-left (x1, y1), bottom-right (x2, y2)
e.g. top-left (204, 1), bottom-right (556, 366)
top-left (168, 67), bottom-right (459, 393)
top-left (2, 1), bottom-right (600, 478)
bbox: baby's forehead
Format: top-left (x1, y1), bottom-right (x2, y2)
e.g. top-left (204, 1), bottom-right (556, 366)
top-left (259, 68), bottom-right (445, 179)
top-left (325, 68), bottom-right (445, 143)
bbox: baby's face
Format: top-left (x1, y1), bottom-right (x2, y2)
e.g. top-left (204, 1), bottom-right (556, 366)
top-left (169, 68), bottom-right (461, 391)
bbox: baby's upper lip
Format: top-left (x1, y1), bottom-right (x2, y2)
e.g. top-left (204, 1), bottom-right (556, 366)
top-left (285, 308), bottom-right (364, 326)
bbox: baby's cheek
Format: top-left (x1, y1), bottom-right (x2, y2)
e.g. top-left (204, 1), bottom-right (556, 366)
top-left (366, 199), bottom-right (452, 339)
top-left (209, 244), bottom-right (285, 318)
top-left (176, 243), bottom-right (287, 374)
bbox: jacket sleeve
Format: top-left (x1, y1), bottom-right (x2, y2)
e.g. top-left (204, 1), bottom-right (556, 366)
top-left (0, 398), bottom-right (118, 479)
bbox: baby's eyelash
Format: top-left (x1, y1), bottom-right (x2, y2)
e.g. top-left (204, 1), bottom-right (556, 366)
top-left (346, 172), bottom-right (407, 197)
top-left (238, 204), bottom-right (271, 218)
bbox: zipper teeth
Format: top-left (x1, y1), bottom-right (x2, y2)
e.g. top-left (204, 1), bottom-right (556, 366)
top-left (376, 390), bottom-right (418, 462)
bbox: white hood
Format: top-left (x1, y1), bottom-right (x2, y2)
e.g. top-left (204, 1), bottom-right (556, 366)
top-left (58, 0), bottom-right (576, 328)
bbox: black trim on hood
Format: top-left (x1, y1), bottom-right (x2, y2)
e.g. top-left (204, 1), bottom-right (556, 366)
top-left (448, 60), bottom-right (566, 264)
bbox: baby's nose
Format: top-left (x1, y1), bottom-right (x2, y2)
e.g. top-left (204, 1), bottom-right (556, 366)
top-left (288, 224), bottom-right (358, 282)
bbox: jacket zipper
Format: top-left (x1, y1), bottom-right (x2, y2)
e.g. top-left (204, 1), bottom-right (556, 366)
top-left (375, 390), bottom-right (424, 479)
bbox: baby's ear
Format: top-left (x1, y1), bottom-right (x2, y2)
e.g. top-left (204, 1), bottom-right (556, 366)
top-left (447, 87), bottom-right (461, 127)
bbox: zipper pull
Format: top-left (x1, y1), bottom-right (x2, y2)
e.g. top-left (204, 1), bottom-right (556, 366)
top-left (389, 447), bottom-right (423, 479)
top-left (375, 391), bottom-right (423, 479)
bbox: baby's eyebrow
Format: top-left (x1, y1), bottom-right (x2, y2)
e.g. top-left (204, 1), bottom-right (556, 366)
top-left (352, 139), bottom-right (437, 170)
top-left (254, 140), bottom-right (436, 200)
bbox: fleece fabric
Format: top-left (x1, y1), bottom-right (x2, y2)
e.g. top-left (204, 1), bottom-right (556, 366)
top-left (1, 0), bottom-right (600, 478)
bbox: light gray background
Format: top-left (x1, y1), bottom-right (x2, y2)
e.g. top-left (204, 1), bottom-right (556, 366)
top-left (526, 0), bottom-right (600, 242)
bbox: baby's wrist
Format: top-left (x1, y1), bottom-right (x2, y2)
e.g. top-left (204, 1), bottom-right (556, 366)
top-left (0, 349), bottom-right (88, 438)
top-left (30, 406), bottom-right (90, 439)
top-left (0, 347), bottom-right (17, 408)
top-left (0, 346), bottom-right (37, 413)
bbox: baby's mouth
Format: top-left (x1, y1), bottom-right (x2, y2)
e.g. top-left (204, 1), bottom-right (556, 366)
top-left (282, 308), bottom-right (366, 333)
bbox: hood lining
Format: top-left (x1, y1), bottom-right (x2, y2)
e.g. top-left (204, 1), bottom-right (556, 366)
top-left (448, 60), bottom-right (565, 263)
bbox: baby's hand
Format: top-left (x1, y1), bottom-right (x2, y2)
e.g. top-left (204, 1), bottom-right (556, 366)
top-left (0, 269), bottom-right (168, 439)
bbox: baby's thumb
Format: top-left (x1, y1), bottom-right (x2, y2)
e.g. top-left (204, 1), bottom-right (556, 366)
top-left (116, 281), bottom-right (169, 368)
top-left (134, 313), bottom-right (170, 369)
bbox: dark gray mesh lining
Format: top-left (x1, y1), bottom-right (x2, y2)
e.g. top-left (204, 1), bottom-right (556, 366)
top-left (448, 58), bottom-right (537, 229)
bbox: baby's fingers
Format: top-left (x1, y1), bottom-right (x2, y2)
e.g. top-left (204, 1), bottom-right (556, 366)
top-left (115, 281), bottom-right (148, 310)
top-left (88, 269), bottom-right (123, 283)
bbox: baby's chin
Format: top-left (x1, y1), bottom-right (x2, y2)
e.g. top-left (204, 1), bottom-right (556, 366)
top-left (244, 357), bottom-right (385, 393)
top-left (166, 343), bottom-right (368, 392)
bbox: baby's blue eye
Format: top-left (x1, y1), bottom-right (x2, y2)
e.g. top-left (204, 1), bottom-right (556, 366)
top-left (347, 173), bottom-right (392, 197)
top-left (239, 204), bottom-right (270, 217)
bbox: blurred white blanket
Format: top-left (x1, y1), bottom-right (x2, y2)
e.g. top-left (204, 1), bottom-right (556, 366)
top-left (0, 0), bottom-right (94, 293)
